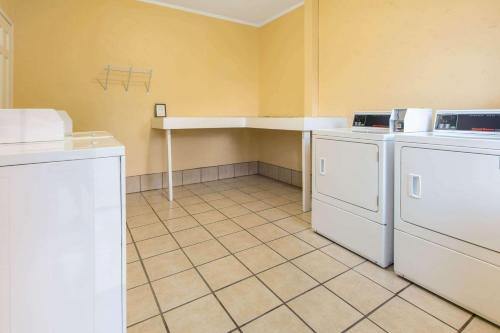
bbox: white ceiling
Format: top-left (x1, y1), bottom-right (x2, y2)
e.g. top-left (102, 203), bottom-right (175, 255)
top-left (139, 0), bottom-right (304, 27)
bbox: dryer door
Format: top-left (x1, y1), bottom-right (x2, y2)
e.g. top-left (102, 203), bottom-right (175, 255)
top-left (400, 147), bottom-right (500, 252)
top-left (315, 138), bottom-right (379, 212)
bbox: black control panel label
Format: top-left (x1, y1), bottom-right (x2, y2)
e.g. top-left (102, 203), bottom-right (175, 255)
top-left (353, 114), bottom-right (390, 128)
top-left (436, 113), bottom-right (500, 132)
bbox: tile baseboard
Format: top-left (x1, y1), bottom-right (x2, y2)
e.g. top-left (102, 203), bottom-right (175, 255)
top-left (127, 161), bottom-right (259, 193)
top-left (257, 162), bottom-right (302, 188)
top-left (126, 161), bottom-right (302, 194)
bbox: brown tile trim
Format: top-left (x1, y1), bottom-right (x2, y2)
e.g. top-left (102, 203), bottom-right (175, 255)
top-left (126, 161), bottom-right (260, 193)
top-left (257, 162), bottom-right (302, 188)
top-left (127, 161), bottom-right (304, 193)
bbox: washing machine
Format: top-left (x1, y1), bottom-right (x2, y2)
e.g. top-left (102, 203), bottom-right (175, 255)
top-left (394, 110), bottom-right (500, 325)
top-left (312, 109), bottom-right (433, 267)
top-left (0, 109), bottom-right (126, 333)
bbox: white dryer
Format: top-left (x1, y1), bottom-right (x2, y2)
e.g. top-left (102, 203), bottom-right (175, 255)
top-left (394, 110), bottom-right (500, 325)
top-left (312, 109), bottom-right (432, 267)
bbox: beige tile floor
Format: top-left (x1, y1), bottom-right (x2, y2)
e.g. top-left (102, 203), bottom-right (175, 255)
top-left (126, 175), bottom-right (499, 333)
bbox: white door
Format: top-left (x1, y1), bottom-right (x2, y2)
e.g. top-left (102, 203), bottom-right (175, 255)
top-left (315, 138), bottom-right (379, 212)
top-left (400, 147), bottom-right (500, 252)
top-left (0, 12), bottom-right (12, 108)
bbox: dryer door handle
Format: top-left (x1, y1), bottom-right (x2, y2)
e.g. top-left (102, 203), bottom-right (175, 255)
top-left (409, 174), bottom-right (422, 199)
top-left (319, 158), bottom-right (326, 175)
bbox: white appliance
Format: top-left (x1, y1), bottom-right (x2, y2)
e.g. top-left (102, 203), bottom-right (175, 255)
top-left (394, 110), bottom-right (500, 325)
top-left (312, 109), bottom-right (433, 267)
top-left (0, 109), bottom-right (126, 333)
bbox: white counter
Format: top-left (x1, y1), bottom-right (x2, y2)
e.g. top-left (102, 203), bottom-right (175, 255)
top-left (152, 116), bottom-right (347, 131)
top-left (152, 116), bottom-right (348, 212)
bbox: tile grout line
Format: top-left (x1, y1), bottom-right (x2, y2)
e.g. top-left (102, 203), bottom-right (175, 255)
top-left (365, 318), bottom-right (390, 333)
top-left (134, 181), bottom-right (341, 330)
top-left (457, 315), bottom-right (475, 333)
top-left (176, 204), bottom-right (319, 332)
top-left (141, 193), bottom-right (243, 333)
top-left (329, 257), bottom-right (472, 332)
top-left (203, 210), bottom-right (324, 328)
top-left (132, 178), bottom-right (358, 330)
top-left (314, 252), bottom-right (473, 332)
top-left (169, 182), bottom-right (315, 329)
top-left (394, 297), bottom-right (465, 332)
top-left (339, 284), bottom-right (413, 333)
top-left (254, 240), bottom-right (372, 330)
top-left (127, 222), bottom-right (172, 333)
top-left (169, 204), bottom-right (284, 331)
top-left (173, 187), bottom-right (413, 332)
top-left (129, 175), bottom-right (480, 333)
top-left (303, 246), bottom-right (466, 332)
top-left (137, 198), bottom-right (382, 284)
top-left (128, 219), bottom-right (296, 269)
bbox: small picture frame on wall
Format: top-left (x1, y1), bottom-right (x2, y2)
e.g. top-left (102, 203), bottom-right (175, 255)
top-left (154, 104), bottom-right (167, 117)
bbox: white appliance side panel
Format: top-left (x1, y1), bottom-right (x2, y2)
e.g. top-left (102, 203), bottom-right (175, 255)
top-left (400, 147), bottom-right (500, 252)
top-left (395, 230), bottom-right (500, 326)
top-left (380, 141), bottom-right (394, 228)
top-left (315, 138), bottom-right (379, 212)
top-left (0, 178), bottom-right (9, 333)
top-left (1, 160), bottom-right (95, 333)
top-left (94, 157), bottom-right (124, 333)
top-left (312, 199), bottom-right (393, 267)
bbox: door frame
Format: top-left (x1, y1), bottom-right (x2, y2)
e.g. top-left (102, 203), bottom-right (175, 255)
top-left (0, 8), bottom-right (13, 108)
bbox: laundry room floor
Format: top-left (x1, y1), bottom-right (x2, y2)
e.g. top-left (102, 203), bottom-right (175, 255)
top-left (126, 175), bottom-right (499, 333)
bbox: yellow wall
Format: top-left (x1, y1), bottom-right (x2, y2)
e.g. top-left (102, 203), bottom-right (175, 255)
top-left (255, 129), bottom-right (302, 171)
top-left (0, 0), bottom-right (12, 18)
top-left (162, 128), bottom-right (257, 171)
top-left (258, 0), bottom-right (500, 171)
top-left (12, 0), bottom-right (259, 176)
top-left (257, 6), bottom-right (304, 171)
top-left (304, 0), bottom-right (319, 117)
top-left (12, 0), bottom-right (306, 175)
top-left (259, 6), bottom-right (304, 117)
top-left (14, 1), bottom-right (500, 176)
top-left (319, 0), bottom-right (500, 119)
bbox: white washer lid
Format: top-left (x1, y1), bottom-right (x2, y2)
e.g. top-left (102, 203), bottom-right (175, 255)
top-left (0, 135), bottom-right (125, 167)
top-left (0, 109), bottom-right (66, 144)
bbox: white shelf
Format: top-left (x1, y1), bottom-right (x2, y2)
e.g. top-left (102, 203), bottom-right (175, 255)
top-left (152, 117), bottom-right (347, 131)
top-left (152, 115), bottom-right (348, 213)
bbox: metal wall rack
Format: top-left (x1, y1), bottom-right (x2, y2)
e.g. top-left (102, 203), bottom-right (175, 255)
top-left (97, 65), bottom-right (153, 93)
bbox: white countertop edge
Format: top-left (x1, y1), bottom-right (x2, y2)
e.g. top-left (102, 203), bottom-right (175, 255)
top-left (152, 116), bottom-right (348, 131)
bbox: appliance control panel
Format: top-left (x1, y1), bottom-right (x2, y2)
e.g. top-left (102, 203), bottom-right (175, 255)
top-left (352, 113), bottom-right (391, 128)
top-left (435, 111), bottom-right (500, 133)
top-left (390, 108), bottom-right (433, 133)
top-left (391, 109), bottom-right (407, 132)
top-left (352, 109), bottom-right (433, 133)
